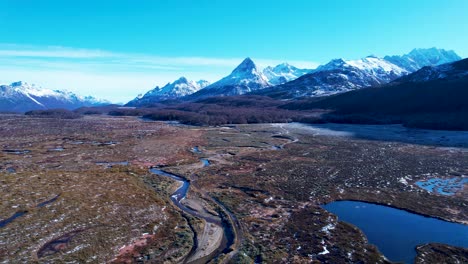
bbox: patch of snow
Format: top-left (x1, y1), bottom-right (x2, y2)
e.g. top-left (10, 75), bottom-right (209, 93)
top-left (399, 177), bottom-right (408, 185)
top-left (321, 223), bottom-right (335, 234)
top-left (318, 246), bottom-right (329, 255)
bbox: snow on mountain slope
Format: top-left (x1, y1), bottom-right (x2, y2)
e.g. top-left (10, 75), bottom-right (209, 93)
top-left (263, 63), bottom-right (311, 85)
top-left (315, 56), bottom-right (408, 83)
top-left (126, 77), bottom-right (210, 106)
top-left (188, 58), bottom-right (270, 99)
top-left (251, 56), bottom-right (409, 99)
top-left (384, 48), bottom-right (461, 72)
top-left (0, 81), bottom-right (108, 112)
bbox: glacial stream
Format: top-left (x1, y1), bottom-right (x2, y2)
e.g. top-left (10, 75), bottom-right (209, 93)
top-left (323, 200), bottom-right (468, 264)
top-left (149, 152), bottom-right (235, 263)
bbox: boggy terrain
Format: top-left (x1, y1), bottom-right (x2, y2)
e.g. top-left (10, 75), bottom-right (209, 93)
top-left (1, 115), bottom-right (467, 263)
top-left (0, 115), bottom-right (202, 263)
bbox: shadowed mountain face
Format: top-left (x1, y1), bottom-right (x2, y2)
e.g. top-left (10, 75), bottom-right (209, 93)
top-left (0, 81), bottom-right (107, 112)
top-left (282, 58), bottom-right (468, 130)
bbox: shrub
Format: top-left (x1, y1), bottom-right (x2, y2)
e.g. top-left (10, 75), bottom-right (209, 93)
top-left (25, 109), bottom-right (82, 119)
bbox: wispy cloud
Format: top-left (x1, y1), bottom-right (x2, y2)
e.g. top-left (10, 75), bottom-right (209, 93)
top-left (0, 44), bottom-right (320, 102)
top-left (0, 44), bottom-right (114, 58)
top-left (0, 44), bottom-right (320, 69)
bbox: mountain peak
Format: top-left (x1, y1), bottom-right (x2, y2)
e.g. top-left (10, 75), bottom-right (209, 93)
top-left (174, 76), bottom-right (189, 84)
top-left (262, 62), bottom-right (311, 85)
top-left (189, 57), bottom-right (270, 98)
top-left (316, 58), bottom-right (348, 71)
top-left (196, 80), bottom-right (211, 88)
top-left (273, 63), bottom-right (293, 72)
top-left (232, 57), bottom-right (257, 74)
top-left (127, 77), bottom-right (208, 105)
top-left (276, 62), bottom-right (291, 67)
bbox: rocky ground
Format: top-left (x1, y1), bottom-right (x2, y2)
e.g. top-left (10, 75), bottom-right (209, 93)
top-left (1, 115), bottom-right (466, 263)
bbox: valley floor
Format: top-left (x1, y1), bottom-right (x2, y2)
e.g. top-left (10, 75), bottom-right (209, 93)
top-left (0, 115), bottom-right (466, 263)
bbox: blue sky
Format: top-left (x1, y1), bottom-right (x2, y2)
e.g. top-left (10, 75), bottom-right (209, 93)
top-left (1, 0), bottom-right (467, 102)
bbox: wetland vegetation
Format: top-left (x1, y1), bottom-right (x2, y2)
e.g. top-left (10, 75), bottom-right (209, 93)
top-left (0, 115), bottom-right (466, 263)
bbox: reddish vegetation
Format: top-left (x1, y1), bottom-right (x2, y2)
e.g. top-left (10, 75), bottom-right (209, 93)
top-left (112, 234), bottom-right (156, 263)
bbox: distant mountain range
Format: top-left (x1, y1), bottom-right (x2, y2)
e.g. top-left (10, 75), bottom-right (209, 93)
top-left (2, 48), bottom-right (462, 112)
top-left (253, 56), bottom-right (409, 98)
top-left (128, 47), bottom-right (461, 106)
top-left (253, 48), bottom-right (461, 99)
top-left (0, 81), bottom-right (108, 112)
top-left (127, 77), bottom-right (210, 106)
top-left (384, 48), bottom-right (461, 72)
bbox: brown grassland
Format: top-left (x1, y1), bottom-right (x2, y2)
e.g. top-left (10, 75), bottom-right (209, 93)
top-left (0, 115), bottom-right (466, 263)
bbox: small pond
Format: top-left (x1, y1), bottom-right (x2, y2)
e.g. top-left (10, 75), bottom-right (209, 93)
top-left (201, 158), bottom-right (210, 167)
top-left (0, 211), bottom-right (27, 228)
top-left (95, 161), bottom-right (129, 168)
top-left (2, 149), bottom-right (31, 155)
top-left (323, 200), bottom-right (468, 263)
top-left (192, 146), bottom-right (202, 154)
top-left (48, 147), bottom-right (64, 152)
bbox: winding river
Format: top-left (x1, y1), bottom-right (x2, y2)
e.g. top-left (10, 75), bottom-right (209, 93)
top-left (149, 154), bottom-right (235, 263)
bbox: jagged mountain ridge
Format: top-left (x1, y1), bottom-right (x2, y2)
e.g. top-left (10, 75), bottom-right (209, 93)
top-left (251, 48), bottom-right (461, 99)
top-left (128, 48), bottom-right (461, 103)
top-left (263, 63), bottom-right (311, 85)
top-left (0, 81), bottom-right (108, 112)
top-left (384, 48), bottom-right (461, 72)
top-left (127, 77), bottom-right (210, 106)
top-left (251, 56), bottom-right (409, 99)
top-left (129, 58), bottom-right (310, 104)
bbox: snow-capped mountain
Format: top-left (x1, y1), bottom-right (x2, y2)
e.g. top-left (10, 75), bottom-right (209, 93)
top-left (127, 77), bottom-right (210, 106)
top-left (0, 81), bottom-right (108, 112)
top-left (253, 48), bottom-right (463, 99)
top-left (188, 57), bottom-right (271, 99)
top-left (384, 48), bottom-right (461, 72)
top-left (315, 56), bottom-right (408, 82)
top-left (263, 63), bottom-right (311, 85)
top-left (252, 56), bottom-right (409, 99)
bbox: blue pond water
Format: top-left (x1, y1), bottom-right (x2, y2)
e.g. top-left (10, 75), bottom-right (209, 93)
top-left (37, 194), bottom-right (60, 208)
top-left (323, 201), bottom-right (468, 264)
top-left (95, 161), bottom-right (129, 168)
top-left (201, 158), bottom-right (210, 167)
top-left (415, 177), bottom-right (467, 196)
top-left (192, 146), bottom-right (202, 154)
top-left (0, 211), bottom-right (27, 228)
